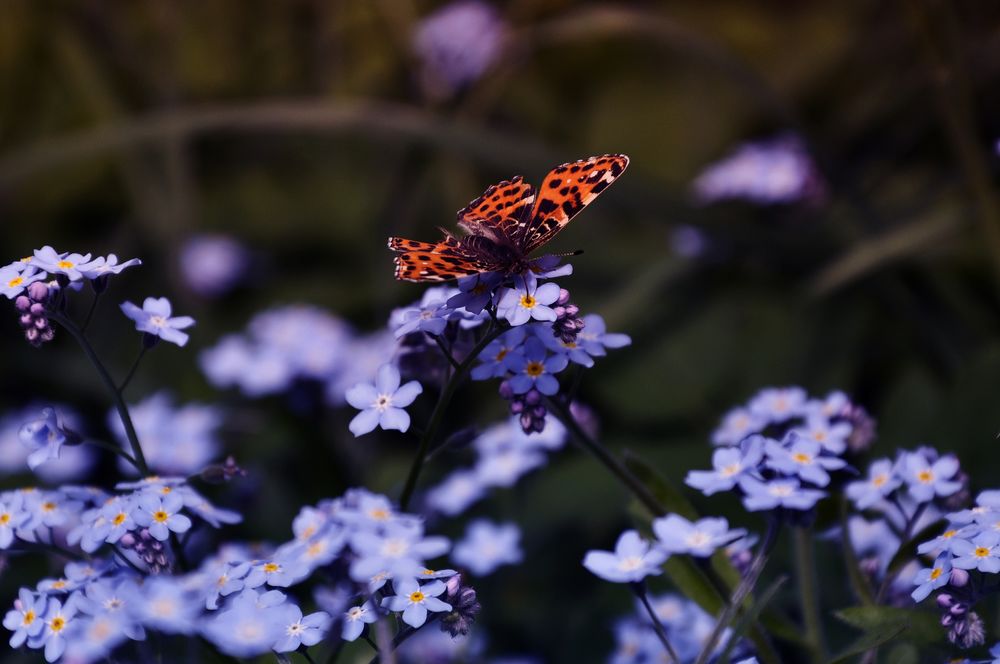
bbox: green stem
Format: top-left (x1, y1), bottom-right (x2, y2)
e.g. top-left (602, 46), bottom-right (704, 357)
top-left (301, 648), bottom-right (318, 664)
top-left (632, 582), bottom-right (680, 664)
top-left (118, 345), bottom-right (147, 393)
top-left (431, 335), bottom-right (460, 372)
top-left (397, 323), bottom-right (504, 511)
top-left (545, 397), bottom-right (666, 516)
top-left (364, 616), bottom-right (440, 664)
top-left (84, 436), bottom-right (141, 473)
top-left (50, 312), bottom-right (150, 475)
top-left (80, 289), bottom-right (100, 333)
top-left (838, 497), bottom-right (875, 605)
top-left (694, 518), bottom-right (780, 664)
top-left (795, 526), bottom-right (826, 663)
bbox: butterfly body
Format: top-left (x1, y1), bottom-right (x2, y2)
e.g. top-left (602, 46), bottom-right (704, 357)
top-left (389, 154), bottom-right (629, 282)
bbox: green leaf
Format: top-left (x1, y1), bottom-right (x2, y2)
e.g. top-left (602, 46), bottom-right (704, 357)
top-left (825, 623), bottom-right (908, 664)
top-left (622, 450), bottom-right (699, 519)
top-left (664, 556), bottom-right (724, 615)
top-left (834, 606), bottom-right (943, 646)
top-left (718, 575), bottom-right (787, 664)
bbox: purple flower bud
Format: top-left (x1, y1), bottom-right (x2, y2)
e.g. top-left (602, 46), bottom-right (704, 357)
top-left (24, 328), bottom-right (39, 344)
top-left (33, 317), bottom-right (47, 331)
top-left (523, 389), bottom-right (541, 406)
top-left (40, 328), bottom-right (54, 343)
top-left (29, 303), bottom-right (45, 316)
top-left (949, 568), bottom-right (970, 587)
top-left (18, 314), bottom-right (33, 328)
top-left (14, 296), bottom-right (30, 312)
top-left (26, 281), bottom-right (49, 302)
top-left (498, 380), bottom-right (514, 400)
top-left (557, 289), bottom-right (571, 306)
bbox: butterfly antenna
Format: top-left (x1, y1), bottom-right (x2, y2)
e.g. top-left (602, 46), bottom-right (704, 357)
top-left (553, 249), bottom-right (584, 258)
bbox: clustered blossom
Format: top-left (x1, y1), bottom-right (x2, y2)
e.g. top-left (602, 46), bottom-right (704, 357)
top-left (609, 593), bottom-right (752, 663)
top-left (14, 282), bottom-right (55, 347)
top-left (908, 489), bottom-right (1000, 649)
top-left (692, 134), bottom-right (824, 205)
top-left (583, 514), bottom-right (744, 584)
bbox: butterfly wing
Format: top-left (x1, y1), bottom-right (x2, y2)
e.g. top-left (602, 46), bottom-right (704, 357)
top-left (456, 176), bottom-right (535, 244)
top-left (387, 237), bottom-right (496, 282)
top-left (519, 154), bottom-right (629, 254)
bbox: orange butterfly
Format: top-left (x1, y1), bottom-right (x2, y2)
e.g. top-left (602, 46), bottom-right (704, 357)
top-left (388, 154), bottom-right (629, 282)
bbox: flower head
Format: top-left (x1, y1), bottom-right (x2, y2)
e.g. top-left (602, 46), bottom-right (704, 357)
top-left (345, 363), bottom-right (423, 436)
top-left (582, 530), bottom-right (667, 583)
top-left (121, 297), bottom-right (195, 347)
top-left (497, 277), bottom-right (560, 326)
top-left (653, 514), bottom-right (745, 558)
top-left (503, 337), bottom-right (568, 395)
top-left (381, 578), bottom-right (451, 628)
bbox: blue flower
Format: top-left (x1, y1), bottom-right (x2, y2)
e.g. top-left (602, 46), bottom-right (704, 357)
top-left (747, 386), bottom-right (808, 423)
top-left (474, 445), bottom-right (546, 488)
top-left (349, 522), bottom-right (450, 581)
top-left (341, 600), bottom-right (378, 642)
top-left (952, 532), bottom-right (1000, 573)
top-left (497, 277), bottom-right (560, 326)
top-left (0, 265), bottom-right (45, 299)
top-left (911, 553), bottom-right (952, 602)
top-left (272, 604), bottom-right (330, 652)
top-left (448, 272), bottom-right (502, 314)
top-left (452, 520), bottom-right (523, 576)
top-left (738, 476), bottom-right (826, 511)
top-left (28, 596), bottom-right (78, 663)
top-left (3, 588), bottom-right (46, 648)
top-left (412, 0), bottom-right (506, 95)
top-left (244, 554), bottom-right (310, 589)
top-left (425, 469), bottom-right (488, 516)
top-left (32, 246), bottom-right (102, 281)
top-left (652, 514), bottom-right (745, 558)
top-left (111, 393), bottom-right (221, 475)
top-left (582, 530), bottom-right (667, 583)
top-left (764, 434), bottom-right (846, 487)
top-left (899, 451), bottom-right (962, 503)
top-left (202, 562), bottom-right (252, 610)
top-left (917, 526), bottom-right (973, 556)
top-left (80, 254), bottom-right (142, 280)
top-left (120, 297), bottom-right (195, 347)
top-left (471, 327), bottom-right (527, 380)
top-left (0, 493), bottom-right (29, 548)
top-left (392, 288), bottom-right (457, 338)
top-left (846, 458), bottom-right (902, 509)
top-left (574, 314), bottom-right (632, 357)
top-left (78, 576), bottom-right (145, 640)
top-left (345, 364), bottom-right (423, 436)
top-left (686, 435), bottom-right (764, 496)
top-left (503, 337), bottom-right (568, 395)
top-left (18, 408), bottom-right (73, 471)
top-left (201, 589), bottom-right (288, 657)
top-left (790, 415), bottom-right (852, 455)
top-left (132, 492), bottom-right (192, 541)
top-left (381, 578), bottom-right (451, 628)
top-left (711, 407), bottom-right (767, 446)
top-left (179, 234), bottom-right (248, 297)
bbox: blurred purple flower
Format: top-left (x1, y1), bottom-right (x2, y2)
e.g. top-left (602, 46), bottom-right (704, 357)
top-left (120, 297), bottom-right (195, 347)
top-left (179, 234), bottom-right (249, 297)
top-left (412, 1), bottom-right (507, 98)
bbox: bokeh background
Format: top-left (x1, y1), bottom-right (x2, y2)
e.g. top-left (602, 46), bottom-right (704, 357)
top-left (2, 0), bottom-right (1000, 661)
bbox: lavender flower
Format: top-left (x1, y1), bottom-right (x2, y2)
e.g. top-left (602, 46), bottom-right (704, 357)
top-left (503, 337), bottom-right (568, 395)
top-left (652, 514), bottom-right (745, 558)
top-left (911, 553), bottom-right (953, 602)
top-left (497, 277), bottom-right (560, 326)
top-left (739, 476), bottom-right (826, 512)
top-left (900, 451), bottom-right (962, 503)
top-left (120, 297), bottom-right (195, 347)
top-left (412, 1), bottom-right (507, 98)
top-left (452, 520), bottom-right (522, 576)
top-left (381, 578), bottom-right (452, 628)
top-left (179, 234), bottom-right (248, 297)
top-left (582, 530), bottom-right (667, 583)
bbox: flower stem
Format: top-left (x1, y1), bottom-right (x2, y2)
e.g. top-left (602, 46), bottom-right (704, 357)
top-left (118, 345), bottom-right (147, 393)
top-left (545, 396), bottom-right (666, 516)
top-left (694, 517), bottom-right (780, 664)
top-left (51, 312), bottom-right (150, 475)
top-left (80, 289), bottom-right (101, 333)
top-left (364, 616), bottom-right (440, 664)
top-left (631, 582), bottom-right (680, 664)
top-left (794, 526), bottom-right (827, 663)
top-left (398, 323), bottom-right (505, 511)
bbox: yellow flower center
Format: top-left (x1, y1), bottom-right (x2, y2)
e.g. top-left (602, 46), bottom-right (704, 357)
top-left (299, 526), bottom-right (316, 540)
top-left (495, 348), bottom-right (509, 361)
top-left (161, 487), bottom-right (172, 495)
top-left (872, 474), bottom-right (887, 487)
top-left (812, 431), bottom-right (827, 441)
top-left (22, 610), bottom-right (35, 626)
top-left (49, 616), bottom-right (66, 633)
top-left (113, 513), bottom-right (127, 526)
top-left (348, 607), bottom-right (364, 619)
top-left (7, 277), bottom-right (23, 288)
top-left (56, 260), bottom-right (74, 269)
top-left (422, 569), bottom-right (436, 576)
top-left (525, 361), bottom-right (544, 377)
top-left (792, 452), bottom-right (812, 464)
top-left (519, 294), bottom-right (537, 309)
top-left (42, 502), bottom-right (56, 513)
top-left (217, 575), bottom-right (228, 587)
top-left (975, 546), bottom-right (991, 558)
top-left (720, 463), bottom-right (741, 477)
top-left (369, 508), bottom-right (390, 521)
top-left (943, 529), bottom-right (957, 539)
top-left (152, 511), bottom-right (169, 523)
top-left (917, 470), bottom-right (934, 483)
top-left (930, 567), bottom-right (943, 580)
top-left (562, 341), bottom-right (578, 349)
top-left (0, 513), bottom-right (11, 525)
top-left (52, 580), bottom-right (67, 589)
top-left (264, 562), bottom-right (281, 573)
top-left (307, 542), bottom-right (325, 557)
top-left (408, 591), bottom-right (426, 603)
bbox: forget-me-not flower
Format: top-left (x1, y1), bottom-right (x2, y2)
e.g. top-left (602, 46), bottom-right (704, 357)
top-left (911, 553), bottom-right (952, 602)
top-left (583, 530), bottom-right (667, 583)
top-left (846, 458), bottom-right (902, 510)
top-left (121, 297), bottom-right (195, 347)
top-left (899, 451), bottom-right (962, 503)
top-left (503, 337), bottom-right (567, 395)
top-left (452, 520), bottom-right (523, 576)
top-left (342, 600), bottom-right (378, 642)
top-left (653, 514), bottom-right (745, 558)
top-left (497, 277), bottom-right (560, 326)
top-left (739, 476), bottom-right (826, 512)
top-left (951, 532), bottom-right (1000, 573)
top-left (686, 437), bottom-right (764, 495)
top-left (381, 578), bottom-right (451, 628)
top-left (346, 363), bottom-right (423, 436)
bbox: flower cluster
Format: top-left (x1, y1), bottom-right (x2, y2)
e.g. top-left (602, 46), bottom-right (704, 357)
top-left (107, 392), bottom-right (222, 476)
top-left (583, 514), bottom-right (745, 583)
top-left (692, 134), bottom-right (824, 205)
top-left (609, 593), bottom-right (752, 664)
top-left (0, 406), bottom-right (95, 483)
top-left (686, 387), bottom-right (864, 513)
top-left (424, 415), bottom-right (566, 516)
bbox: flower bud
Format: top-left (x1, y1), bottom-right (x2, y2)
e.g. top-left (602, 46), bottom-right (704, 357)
top-left (949, 568), bottom-right (970, 587)
top-left (14, 296), bottom-right (30, 312)
top-left (26, 282), bottom-right (49, 302)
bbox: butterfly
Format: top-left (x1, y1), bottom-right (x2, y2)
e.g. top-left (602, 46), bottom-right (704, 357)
top-left (388, 154), bottom-right (629, 282)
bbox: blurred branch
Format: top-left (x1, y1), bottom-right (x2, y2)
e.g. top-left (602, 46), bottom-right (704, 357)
top-left (807, 211), bottom-right (961, 297)
top-left (0, 99), bottom-right (561, 189)
top-left (903, 0), bottom-right (1000, 288)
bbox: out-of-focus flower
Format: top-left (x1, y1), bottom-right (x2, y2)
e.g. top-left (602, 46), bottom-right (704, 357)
top-left (412, 1), bottom-right (507, 99)
top-left (652, 514), bottom-right (745, 558)
top-left (452, 520), bottom-right (522, 576)
top-left (583, 530), bottom-right (667, 583)
top-left (179, 234), bottom-right (249, 297)
top-left (846, 458), bottom-right (902, 509)
top-left (899, 451), bottom-right (962, 503)
top-left (692, 134), bottom-right (823, 205)
top-left (341, 600), bottom-right (378, 642)
top-left (110, 392), bottom-right (221, 475)
top-left (738, 476), bottom-right (826, 512)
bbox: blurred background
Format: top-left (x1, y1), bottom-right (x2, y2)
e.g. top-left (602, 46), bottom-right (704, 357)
top-left (2, 0), bottom-right (1000, 661)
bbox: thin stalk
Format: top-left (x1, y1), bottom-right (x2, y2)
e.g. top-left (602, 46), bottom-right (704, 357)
top-left (838, 497), bottom-right (875, 605)
top-left (80, 290), bottom-right (100, 333)
top-left (50, 312), bottom-right (150, 475)
top-left (398, 323), bottom-right (504, 511)
top-left (301, 649), bottom-right (318, 664)
top-left (431, 335), bottom-right (460, 372)
top-left (794, 526), bottom-right (826, 663)
top-left (632, 582), bottom-right (680, 664)
top-left (875, 502), bottom-right (927, 602)
top-left (694, 518), bottom-right (780, 664)
top-left (84, 437), bottom-right (141, 473)
top-left (545, 396), bottom-right (666, 516)
top-left (364, 616), bottom-right (440, 664)
top-left (118, 345), bottom-right (147, 393)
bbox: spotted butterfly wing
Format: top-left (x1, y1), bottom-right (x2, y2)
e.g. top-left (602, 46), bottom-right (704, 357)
top-left (388, 237), bottom-right (493, 282)
top-left (519, 154), bottom-right (629, 254)
top-left (456, 175), bottom-right (535, 245)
